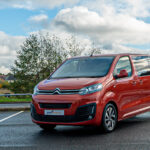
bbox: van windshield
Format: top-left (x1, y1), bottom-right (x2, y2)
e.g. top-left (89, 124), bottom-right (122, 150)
top-left (50, 56), bottom-right (115, 79)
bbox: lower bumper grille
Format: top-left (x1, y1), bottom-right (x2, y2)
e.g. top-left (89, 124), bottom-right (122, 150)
top-left (39, 103), bottom-right (72, 109)
top-left (31, 103), bottom-right (96, 123)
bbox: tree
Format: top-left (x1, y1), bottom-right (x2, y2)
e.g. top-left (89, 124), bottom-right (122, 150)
top-left (11, 34), bottom-right (67, 93)
top-left (65, 35), bottom-right (84, 57)
top-left (10, 33), bottom-right (102, 93)
top-left (89, 42), bottom-right (101, 56)
top-left (65, 36), bottom-right (102, 57)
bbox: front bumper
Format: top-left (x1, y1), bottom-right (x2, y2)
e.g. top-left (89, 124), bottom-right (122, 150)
top-left (31, 103), bottom-right (96, 124)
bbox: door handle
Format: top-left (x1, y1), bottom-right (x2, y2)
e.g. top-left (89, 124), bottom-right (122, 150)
top-left (132, 81), bottom-right (136, 85)
top-left (139, 80), bottom-right (143, 85)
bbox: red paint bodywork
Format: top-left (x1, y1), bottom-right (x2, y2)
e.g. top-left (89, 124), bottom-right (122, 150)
top-left (32, 54), bottom-right (150, 126)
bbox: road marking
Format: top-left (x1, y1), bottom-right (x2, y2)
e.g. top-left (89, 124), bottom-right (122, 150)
top-left (0, 111), bottom-right (24, 123)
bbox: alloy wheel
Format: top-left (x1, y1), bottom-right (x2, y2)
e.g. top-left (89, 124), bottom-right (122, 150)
top-left (102, 103), bottom-right (117, 132)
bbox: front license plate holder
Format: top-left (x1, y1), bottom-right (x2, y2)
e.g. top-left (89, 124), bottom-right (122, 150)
top-left (44, 110), bottom-right (64, 116)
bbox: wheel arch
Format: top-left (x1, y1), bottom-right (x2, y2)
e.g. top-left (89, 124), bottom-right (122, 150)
top-left (107, 101), bottom-right (118, 114)
top-left (102, 100), bottom-right (119, 121)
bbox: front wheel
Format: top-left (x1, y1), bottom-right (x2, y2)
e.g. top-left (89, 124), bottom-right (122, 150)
top-left (39, 124), bottom-right (56, 131)
top-left (102, 103), bottom-right (117, 132)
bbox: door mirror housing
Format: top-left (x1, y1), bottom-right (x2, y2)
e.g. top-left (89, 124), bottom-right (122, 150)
top-left (115, 69), bottom-right (128, 79)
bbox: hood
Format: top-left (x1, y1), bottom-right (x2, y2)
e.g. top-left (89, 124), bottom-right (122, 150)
top-left (38, 77), bottom-right (106, 90)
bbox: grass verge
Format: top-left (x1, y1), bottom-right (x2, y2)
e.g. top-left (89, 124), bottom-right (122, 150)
top-left (0, 96), bottom-right (31, 103)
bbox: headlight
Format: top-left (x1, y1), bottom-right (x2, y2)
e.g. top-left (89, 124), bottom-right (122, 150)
top-left (33, 85), bottom-right (39, 95)
top-left (79, 83), bottom-right (103, 95)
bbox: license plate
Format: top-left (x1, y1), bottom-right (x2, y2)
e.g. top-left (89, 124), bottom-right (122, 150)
top-left (44, 110), bottom-right (64, 116)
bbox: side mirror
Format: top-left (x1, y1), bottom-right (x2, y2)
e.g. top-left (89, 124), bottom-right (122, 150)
top-left (115, 69), bottom-right (128, 79)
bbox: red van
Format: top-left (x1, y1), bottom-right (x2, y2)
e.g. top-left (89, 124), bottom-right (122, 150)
top-left (31, 54), bottom-right (150, 132)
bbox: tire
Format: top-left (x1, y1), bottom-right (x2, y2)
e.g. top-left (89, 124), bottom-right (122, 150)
top-left (39, 124), bottom-right (56, 131)
top-left (102, 103), bottom-right (117, 133)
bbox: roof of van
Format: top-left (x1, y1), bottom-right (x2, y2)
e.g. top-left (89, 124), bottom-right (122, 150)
top-left (71, 53), bottom-right (149, 59)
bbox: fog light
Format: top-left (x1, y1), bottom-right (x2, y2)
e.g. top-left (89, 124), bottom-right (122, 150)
top-left (88, 115), bottom-right (93, 120)
top-left (91, 106), bottom-right (95, 114)
top-left (76, 103), bottom-right (96, 121)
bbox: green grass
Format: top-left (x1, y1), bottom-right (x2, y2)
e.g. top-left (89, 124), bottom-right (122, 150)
top-left (0, 96), bottom-right (32, 103)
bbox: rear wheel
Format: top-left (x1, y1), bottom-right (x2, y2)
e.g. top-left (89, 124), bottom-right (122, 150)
top-left (39, 124), bottom-right (56, 131)
top-left (102, 103), bottom-right (117, 132)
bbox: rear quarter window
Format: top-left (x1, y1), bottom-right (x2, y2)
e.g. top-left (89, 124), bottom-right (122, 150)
top-left (132, 56), bottom-right (150, 76)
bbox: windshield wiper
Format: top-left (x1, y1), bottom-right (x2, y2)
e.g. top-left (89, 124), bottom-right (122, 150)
top-left (50, 76), bottom-right (104, 79)
top-left (50, 76), bottom-right (75, 79)
top-left (87, 76), bottom-right (104, 78)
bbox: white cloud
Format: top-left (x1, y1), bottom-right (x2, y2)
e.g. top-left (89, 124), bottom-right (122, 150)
top-left (101, 43), bottom-right (150, 55)
top-left (28, 14), bottom-right (50, 31)
top-left (0, 0), bottom-right (80, 10)
top-left (53, 6), bottom-right (150, 47)
top-left (0, 66), bottom-right (10, 74)
top-left (82, 0), bottom-right (150, 18)
top-left (0, 31), bottom-right (25, 56)
top-left (123, 0), bottom-right (150, 17)
top-left (29, 14), bottom-right (48, 22)
top-left (0, 31), bottom-right (25, 74)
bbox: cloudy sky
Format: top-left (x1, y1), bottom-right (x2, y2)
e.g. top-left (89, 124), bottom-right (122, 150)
top-left (0, 0), bottom-right (150, 74)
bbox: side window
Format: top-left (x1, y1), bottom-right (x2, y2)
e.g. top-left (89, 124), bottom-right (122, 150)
top-left (114, 56), bottom-right (132, 78)
top-left (132, 56), bottom-right (150, 76)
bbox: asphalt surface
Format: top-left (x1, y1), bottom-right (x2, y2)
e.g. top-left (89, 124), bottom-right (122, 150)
top-left (0, 103), bottom-right (30, 111)
top-left (0, 103), bottom-right (30, 108)
top-left (1, 111), bottom-right (150, 150)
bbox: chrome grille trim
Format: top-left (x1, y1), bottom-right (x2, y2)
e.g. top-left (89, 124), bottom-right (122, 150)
top-left (37, 89), bottom-right (79, 95)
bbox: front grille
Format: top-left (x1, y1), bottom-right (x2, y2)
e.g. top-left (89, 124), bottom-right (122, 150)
top-left (31, 103), bottom-right (96, 123)
top-left (39, 103), bottom-right (72, 109)
top-left (37, 89), bottom-right (79, 95)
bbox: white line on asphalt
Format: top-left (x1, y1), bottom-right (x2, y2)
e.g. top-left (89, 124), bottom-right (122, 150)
top-left (0, 111), bottom-right (24, 123)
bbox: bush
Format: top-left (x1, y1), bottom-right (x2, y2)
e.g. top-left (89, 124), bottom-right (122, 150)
top-left (0, 81), bottom-right (10, 89)
top-left (0, 84), bottom-right (2, 89)
top-left (2, 81), bottom-right (10, 89)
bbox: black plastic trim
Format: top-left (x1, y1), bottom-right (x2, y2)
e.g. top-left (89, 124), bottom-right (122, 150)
top-left (31, 103), bottom-right (96, 123)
